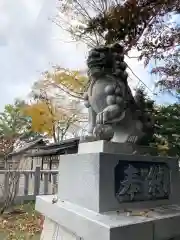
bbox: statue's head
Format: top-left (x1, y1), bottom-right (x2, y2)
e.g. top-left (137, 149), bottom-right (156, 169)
top-left (87, 43), bottom-right (128, 83)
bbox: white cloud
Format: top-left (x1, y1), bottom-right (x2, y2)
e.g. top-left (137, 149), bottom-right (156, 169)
top-left (0, 0), bottom-right (86, 110)
top-left (0, 0), bottom-right (174, 111)
top-left (125, 50), bottom-right (155, 99)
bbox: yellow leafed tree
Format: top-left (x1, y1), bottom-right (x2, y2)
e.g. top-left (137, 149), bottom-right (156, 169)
top-left (23, 101), bottom-right (55, 136)
top-left (23, 67), bottom-right (88, 142)
top-left (40, 66), bottom-right (88, 98)
top-left (23, 97), bottom-right (79, 142)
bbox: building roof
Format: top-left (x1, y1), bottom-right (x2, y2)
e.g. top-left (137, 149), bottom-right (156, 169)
top-left (8, 138), bottom-right (45, 157)
top-left (25, 137), bottom-right (80, 157)
top-left (26, 148), bottom-right (63, 157)
top-left (38, 137), bottom-right (79, 150)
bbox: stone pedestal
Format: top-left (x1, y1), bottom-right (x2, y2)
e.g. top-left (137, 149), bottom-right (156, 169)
top-left (36, 141), bottom-right (180, 240)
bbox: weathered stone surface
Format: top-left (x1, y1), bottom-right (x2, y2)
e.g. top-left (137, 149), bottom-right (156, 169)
top-left (57, 150), bottom-right (180, 213)
top-left (36, 142), bottom-right (180, 239)
top-left (36, 195), bottom-right (180, 240)
top-left (40, 217), bottom-right (77, 240)
top-left (82, 43), bottom-right (153, 144)
top-left (78, 140), bottom-right (158, 155)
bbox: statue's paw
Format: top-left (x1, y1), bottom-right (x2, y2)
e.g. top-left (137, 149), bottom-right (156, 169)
top-left (96, 111), bottom-right (103, 124)
top-left (96, 111), bottom-right (108, 125)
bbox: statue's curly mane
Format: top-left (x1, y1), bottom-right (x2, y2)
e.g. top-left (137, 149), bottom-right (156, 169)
top-left (87, 43), bottom-right (127, 80)
top-left (87, 43), bottom-right (130, 99)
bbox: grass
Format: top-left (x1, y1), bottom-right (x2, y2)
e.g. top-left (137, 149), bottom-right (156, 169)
top-left (0, 202), bottom-right (42, 240)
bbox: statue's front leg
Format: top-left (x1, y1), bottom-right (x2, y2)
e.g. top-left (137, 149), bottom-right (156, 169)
top-left (87, 107), bottom-right (96, 136)
top-left (80, 93), bottom-right (97, 142)
top-left (83, 91), bottom-right (115, 142)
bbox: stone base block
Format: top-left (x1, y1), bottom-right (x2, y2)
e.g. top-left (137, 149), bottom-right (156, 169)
top-left (78, 140), bottom-right (157, 155)
top-left (58, 151), bottom-right (180, 213)
top-left (36, 195), bottom-right (180, 240)
top-left (40, 217), bottom-right (78, 240)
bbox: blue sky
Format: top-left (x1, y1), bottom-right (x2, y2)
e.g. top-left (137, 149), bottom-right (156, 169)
top-left (0, 0), bottom-right (177, 110)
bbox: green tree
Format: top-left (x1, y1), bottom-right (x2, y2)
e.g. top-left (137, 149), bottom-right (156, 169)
top-left (152, 103), bottom-right (180, 156)
top-left (0, 99), bottom-right (39, 156)
top-left (132, 87), bottom-right (180, 156)
top-left (133, 87), bottom-right (155, 146)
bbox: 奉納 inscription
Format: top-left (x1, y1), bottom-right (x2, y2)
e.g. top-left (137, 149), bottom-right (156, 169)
top-left (115, 161), bottom-right (170, 203)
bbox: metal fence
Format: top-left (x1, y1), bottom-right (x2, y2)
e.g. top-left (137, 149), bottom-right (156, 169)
top-left (0, 167), bottom-right (58, 204)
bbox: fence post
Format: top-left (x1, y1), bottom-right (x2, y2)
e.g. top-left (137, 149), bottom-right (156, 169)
top-left (4, 172), bottom-right (9, 200)
top-left (24, 173), bottom-right (29, 196)
top-left (44, 173), bottom-right (49, 195)
top-left (14, 172), bottom-right (20, 197)
top-left (34, 167), bottom-right (40, 196)
top-left (52, 173), bottom-right (58, 194)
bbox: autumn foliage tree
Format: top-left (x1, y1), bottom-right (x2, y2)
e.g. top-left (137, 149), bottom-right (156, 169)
top-left (0, 137), bottom-right (15, 159)
top-left (56, 0), bottom-right (180, 92)
top-left (40, 66), bottom-right (88, 98)
top-left (23, 91), bottom-right (79, 142)
top-left (23, 67), bottom-right (88, 142)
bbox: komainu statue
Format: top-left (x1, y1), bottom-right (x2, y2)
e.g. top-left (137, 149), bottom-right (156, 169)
top-left (82, 43), bottom-right (153, 143)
